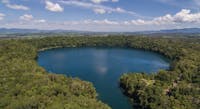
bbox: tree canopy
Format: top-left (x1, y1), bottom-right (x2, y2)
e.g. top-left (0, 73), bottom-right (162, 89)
top-left (0, 36), bottom-right (199, 109)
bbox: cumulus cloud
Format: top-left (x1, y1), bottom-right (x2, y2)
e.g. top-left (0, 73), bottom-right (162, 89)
top-left (2, 0), bottom-right (29, 10)
top-left (45, 1), bottom-right (64, 12)
top-left (47, 9), bottom-right (200, 30)
top-left (173, 9), bottom-right (199, 23)
top-left (19, 14), bottom-right (46, 23)
top-left (0, 13), bottom-right (5, 20)
top-left (129, 9), bottom-right (200, 25)
top-left (20, 14), bottom-right (33, 21)
top-left (2, 9), bottom-right (200, 32)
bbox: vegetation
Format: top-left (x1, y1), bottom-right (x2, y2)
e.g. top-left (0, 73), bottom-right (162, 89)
top-left (0, 36), bottom-right (199, 109)
top-left (0, 38), bottom-right (110, 109)
top-left (119, 37), bottom-right (200, 109)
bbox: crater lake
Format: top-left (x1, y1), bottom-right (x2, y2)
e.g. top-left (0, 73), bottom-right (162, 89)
top-left (37, 47), bottom-right (170, 109)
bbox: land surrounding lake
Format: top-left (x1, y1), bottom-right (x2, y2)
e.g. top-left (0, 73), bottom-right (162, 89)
top-left (38, 47), bottom-right (170, 109)
top-left (0, 36), bottom-right (199, 109)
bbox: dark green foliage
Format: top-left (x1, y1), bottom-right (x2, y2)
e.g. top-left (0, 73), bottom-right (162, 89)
top-left (0, 39), bottom-right (110, 109)
top-left (0, 36), bottom-right (199, 109)
top-left (120, 37), bottom-right (200, 109)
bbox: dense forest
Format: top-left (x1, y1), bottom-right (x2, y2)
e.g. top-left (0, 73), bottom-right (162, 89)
top-left (0, 36), bottom-right (199, 109)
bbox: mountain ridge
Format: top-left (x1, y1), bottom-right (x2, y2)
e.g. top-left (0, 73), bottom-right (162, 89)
top-left (0, 28), bottom-right (200, 35)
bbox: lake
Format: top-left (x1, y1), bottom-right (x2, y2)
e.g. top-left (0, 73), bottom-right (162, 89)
top-left (37, 47), bottom-right (170, 109)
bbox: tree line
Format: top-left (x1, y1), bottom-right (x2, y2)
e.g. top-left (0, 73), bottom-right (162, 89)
top-left (0, 36), bottom-right (199, 109)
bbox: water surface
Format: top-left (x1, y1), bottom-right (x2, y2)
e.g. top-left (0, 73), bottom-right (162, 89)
top-left (38, 47), bottom-right (170, 109)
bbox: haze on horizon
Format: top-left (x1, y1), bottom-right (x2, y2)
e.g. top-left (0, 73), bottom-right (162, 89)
top-left (0, 0), bottom-right (200, 32)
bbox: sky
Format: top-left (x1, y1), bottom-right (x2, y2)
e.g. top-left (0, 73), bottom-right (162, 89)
top-left (0, 0), bottom-right (200, 32)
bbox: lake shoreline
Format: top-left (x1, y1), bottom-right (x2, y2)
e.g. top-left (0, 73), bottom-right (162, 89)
top-left (38, 47), bottom-right (170, 109)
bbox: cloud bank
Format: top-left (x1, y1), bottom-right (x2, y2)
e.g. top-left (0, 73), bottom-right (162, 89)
top-left (130, 9), bottom-right (200, 25)
top-left (2, 9), bottom-right (200, 31)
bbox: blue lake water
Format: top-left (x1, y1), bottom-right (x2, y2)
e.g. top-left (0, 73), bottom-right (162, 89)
top-left (37, 47), bottom-right (170, 109)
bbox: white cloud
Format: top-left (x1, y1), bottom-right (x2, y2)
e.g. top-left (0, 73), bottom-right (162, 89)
top-left (0, 13), bottom-right (5, 20)
top-left (173, 9), bottom-right (199, 23)
top-left (91, 0), bottom-right (118, 4)
top-left (91, 0), bottom-right (108, 4)
top-left (20, 14), bottom-right (33, 21)
top-left (19, 14), bottom-right (46, 23)
top-left (2, 0), bottom-right (29, 10)
top-left (59, 0), bottom-right (141, 17)
top-left (6, 4), bottom-right (29, 10)
top-left (93, 8), bottom-right (106, 14)
top-left (34, 19), bottom-right (46, 23)
top-left (2, 9), bottom-right (200, 32)
top-left (111, 0), bottom-right (119, 2)
top-left (93, 19), bottom-right (119, 25)
top-left (62, 19), bottom-right (119, 25)
top-left (115, 7), bottom-right (132, 14)
top-left (45, 1), bottom-right (64, 12)
top-left (76, 9), bottom-right (200, 26)
top-left (129, 9), bottom-right (200, 25)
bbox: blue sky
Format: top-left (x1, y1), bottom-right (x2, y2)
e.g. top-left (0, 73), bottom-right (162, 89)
top-left (0, 0), bottom-right (200, 31)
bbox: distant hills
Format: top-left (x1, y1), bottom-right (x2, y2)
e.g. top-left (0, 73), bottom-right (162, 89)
top-left (0, 28), bottom-right (86, 34)
top-left (0, 28), bottom-right (200, 36)
top-left (161, 28), bottom-right (200, 34)
top-left (136, 28), bottom-right (200, 34)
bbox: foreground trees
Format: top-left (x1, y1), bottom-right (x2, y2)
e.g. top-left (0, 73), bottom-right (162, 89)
top-left (0, 39), bottom-right (110, 109)
top-left (0, 36), bottom-right (199, 109)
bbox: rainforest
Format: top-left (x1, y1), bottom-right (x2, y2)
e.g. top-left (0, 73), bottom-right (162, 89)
top-left (0, 36), bottom-right (199, 109)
